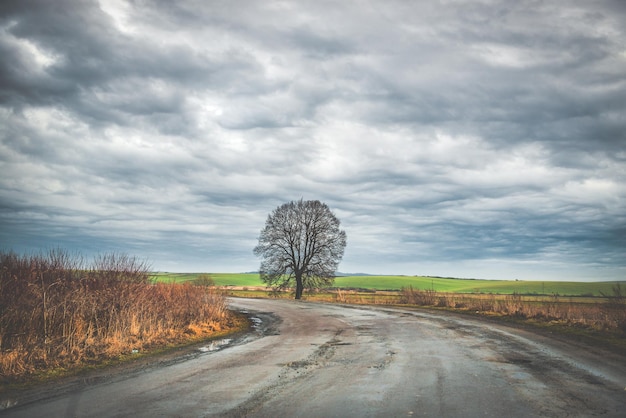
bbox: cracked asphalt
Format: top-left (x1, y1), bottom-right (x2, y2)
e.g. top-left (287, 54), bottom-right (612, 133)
top-left (2, 298), bottom-right (625, 417)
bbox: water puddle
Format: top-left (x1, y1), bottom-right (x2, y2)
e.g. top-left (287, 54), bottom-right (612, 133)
top-left (198, 338), bottom-right (233, 352)
top-left (250, 317), bottom-right (263, 329)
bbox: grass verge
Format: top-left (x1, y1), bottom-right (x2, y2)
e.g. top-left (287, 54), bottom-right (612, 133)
top-left (0, 311), bottom-right (250, 395)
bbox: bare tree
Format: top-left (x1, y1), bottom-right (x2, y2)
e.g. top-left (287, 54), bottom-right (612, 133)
top-left (254, 199), bottom-right (347, 299)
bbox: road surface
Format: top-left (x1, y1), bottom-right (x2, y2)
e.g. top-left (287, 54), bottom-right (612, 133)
top-left (2, 298), bottom-right (625, 417)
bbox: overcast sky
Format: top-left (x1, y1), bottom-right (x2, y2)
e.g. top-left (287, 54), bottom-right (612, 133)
top-left (1, 1), bottom-right (625, 281)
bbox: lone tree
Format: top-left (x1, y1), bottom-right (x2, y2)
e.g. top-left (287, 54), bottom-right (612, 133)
top-left (254, 199), bottom-right (347, 299)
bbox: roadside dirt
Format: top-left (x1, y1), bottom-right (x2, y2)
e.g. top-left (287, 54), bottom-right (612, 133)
top-left (2, 298), bottom-right (625, 417)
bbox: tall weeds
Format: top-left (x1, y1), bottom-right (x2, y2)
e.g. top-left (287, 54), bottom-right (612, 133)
top-left (400, 286), bottom-right (626, 335)
top-left (398, 286), bottom-right (437, 306)
top-left (0, 250), bottom-right (228, 381)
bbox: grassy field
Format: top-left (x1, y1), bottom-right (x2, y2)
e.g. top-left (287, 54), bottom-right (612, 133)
top-left (153, 272), bottom-right (262, 287)
top-left (153, 272), bottom-right (625, 296)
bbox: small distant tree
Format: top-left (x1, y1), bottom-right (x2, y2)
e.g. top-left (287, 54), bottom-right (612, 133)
top-left (193, 274), bottom-right (215, 287)
top-left (253, 199), bottom-right (347, 299)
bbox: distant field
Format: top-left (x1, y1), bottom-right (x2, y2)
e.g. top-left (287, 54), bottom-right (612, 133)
top-left (333, 276), bottom-right (624, 296)
top-left (153, 272), bottom-right (262, 287)
top-left (153, 272), bottom-right (624, 296)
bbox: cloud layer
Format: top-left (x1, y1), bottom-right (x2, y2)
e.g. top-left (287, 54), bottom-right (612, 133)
top-left (1, 0), bottom-right (625, 280)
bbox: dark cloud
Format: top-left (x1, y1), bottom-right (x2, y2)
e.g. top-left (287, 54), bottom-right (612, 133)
top-left (1, 0), bottom-right (624, 280)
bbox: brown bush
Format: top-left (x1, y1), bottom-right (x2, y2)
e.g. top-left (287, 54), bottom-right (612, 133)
top-left (399, 286), bottom-right (437, 305)
top-left (398, 286), bottom-right (626, 335)
top-left (0, 249), bottom-right (228, 381)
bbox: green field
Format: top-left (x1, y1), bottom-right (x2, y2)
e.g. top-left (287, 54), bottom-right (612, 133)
top-left (153, 272), bottom-right (263, 287)
top-left (153, 272), bottom-right (624, 297)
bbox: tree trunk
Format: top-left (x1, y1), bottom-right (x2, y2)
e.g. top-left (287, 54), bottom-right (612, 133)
top-left (295, 274), bottom-right (304, 300)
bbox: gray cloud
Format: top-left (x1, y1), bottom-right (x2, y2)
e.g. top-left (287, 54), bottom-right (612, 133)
top-left (1, 0), bottom-right (625, 280)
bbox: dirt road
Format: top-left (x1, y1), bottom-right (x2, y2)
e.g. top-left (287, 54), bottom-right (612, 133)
top-left (2, 298), bottom-right (625, 417)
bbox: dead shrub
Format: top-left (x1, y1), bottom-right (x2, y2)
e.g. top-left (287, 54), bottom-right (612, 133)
top-left (600, 284), bottom-right (626, 332)
top-left (396, 284), bottom-right (626, 335)
top-left (400, 286), bottom-right (437, 305)
top-left (0, 249), bottom-right (229, 382)
top-left (436, 297), bottom-right (448, 307)
top-left (193, 274), bottom-right (216, 287)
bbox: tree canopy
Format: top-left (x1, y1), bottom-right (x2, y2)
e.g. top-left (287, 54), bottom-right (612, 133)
top-left (253, 199), bottom-right (347, 299)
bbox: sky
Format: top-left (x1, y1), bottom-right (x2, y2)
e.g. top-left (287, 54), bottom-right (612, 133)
top-left (1, 0), bottom-right (625, 281)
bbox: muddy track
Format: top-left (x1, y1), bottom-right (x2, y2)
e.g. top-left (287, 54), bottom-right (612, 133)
top-left (2, 298), bottom-right (625, 417)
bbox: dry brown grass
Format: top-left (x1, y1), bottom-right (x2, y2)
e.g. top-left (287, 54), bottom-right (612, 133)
top-left (399, 286), bottom-right (626, 334)
top-left (0, 250), bottom-right (229, 383)
top-left (257, 285), bottom-right (626, 336)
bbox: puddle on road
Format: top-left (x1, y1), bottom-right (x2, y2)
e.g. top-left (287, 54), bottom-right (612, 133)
top-left (196, 312), bottom-right (272, 353)
top-left (198, 338), bottom-right (233, 352)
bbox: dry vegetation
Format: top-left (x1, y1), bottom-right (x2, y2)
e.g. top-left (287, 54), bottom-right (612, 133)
top-left (399, 286), bottom-right (626, 334)
top-left (268, 285), bottom-right (626, 336)
top-left (0, 250), bottom-right (230, 383)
